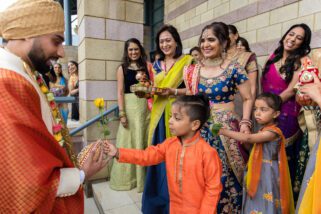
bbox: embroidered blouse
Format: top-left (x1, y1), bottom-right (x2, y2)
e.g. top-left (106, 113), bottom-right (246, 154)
top-left (197, 62), bottom-right (248, 103)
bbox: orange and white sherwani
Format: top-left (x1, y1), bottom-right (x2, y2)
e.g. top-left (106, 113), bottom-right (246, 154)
top-left (0, 48), bottom-right (83, 213)
top-left (118, 131), bottom-right (223, 214)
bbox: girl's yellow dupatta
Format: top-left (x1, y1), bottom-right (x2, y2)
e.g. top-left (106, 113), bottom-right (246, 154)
top-left (147, 55), bottom-right (192, 145)
top-left (298, 138), bottom-right (321, 214)
top-left (246, 125), bottom-right (294, 214)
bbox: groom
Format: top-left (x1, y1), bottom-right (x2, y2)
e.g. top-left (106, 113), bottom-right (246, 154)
top-left (0, 0), bottom-right (109, 213)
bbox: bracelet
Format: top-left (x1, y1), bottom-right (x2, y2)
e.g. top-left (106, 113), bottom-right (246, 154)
top-left (174, 88), bottom-right (178, 96)
top-left (239, 119), bottom-right (252, 127)
top-left (119, 110), bottom-right (126, 118)
top-left (114, 148), bottom-right (120, 159)
top-left (239, 119), bottom-right (253, 129)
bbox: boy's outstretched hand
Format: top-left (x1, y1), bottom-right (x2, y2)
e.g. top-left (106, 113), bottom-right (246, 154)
top-left (103, 140), bottom-right (119, 158)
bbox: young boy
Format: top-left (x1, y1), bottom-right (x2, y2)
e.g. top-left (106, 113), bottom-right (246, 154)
top-left (104, 95), bottom-right (222, 213)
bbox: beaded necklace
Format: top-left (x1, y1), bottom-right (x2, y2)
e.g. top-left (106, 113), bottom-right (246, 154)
top-left (23, 62), bottom-right (78, 166)
top-left (203, 57), bottom-right (223, 67)
top-left (163, 58), bottom-right (176, 75)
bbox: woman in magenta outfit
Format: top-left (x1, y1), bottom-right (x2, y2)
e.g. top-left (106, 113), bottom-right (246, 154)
top-left (261, 23), bottom-right (312, 203)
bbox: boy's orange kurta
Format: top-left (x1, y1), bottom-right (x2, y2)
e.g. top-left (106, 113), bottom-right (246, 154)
top-left (119, 131), bottom-right (222, 214)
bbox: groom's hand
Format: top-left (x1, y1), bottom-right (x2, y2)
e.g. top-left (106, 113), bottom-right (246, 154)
top-left (81, 143), bottom-right (110, 180)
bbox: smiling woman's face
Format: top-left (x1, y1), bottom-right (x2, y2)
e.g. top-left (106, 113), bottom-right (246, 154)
top-left (127, 42), bottom-right (141, 62)
top-left (159, 31), bottom-right (177, 57)
top-left (283, 26), bottom-right (305, 53)
top-left (200, 28), bottom-right (222, 59)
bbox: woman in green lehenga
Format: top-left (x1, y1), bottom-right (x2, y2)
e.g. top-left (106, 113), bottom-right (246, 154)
top-left (109, 38), bottom-right (151, 192)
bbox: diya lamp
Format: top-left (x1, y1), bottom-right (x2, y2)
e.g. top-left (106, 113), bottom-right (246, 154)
top-left (135, 71), bottom-right (151, 87)
top-left (295, 59), bottom-right (321, 108)
top-left (130, 70), bottom-right (152, 97)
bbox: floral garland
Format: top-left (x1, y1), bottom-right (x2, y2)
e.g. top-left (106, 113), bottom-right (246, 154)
top-left (23, 62), bottom-right (78, 166)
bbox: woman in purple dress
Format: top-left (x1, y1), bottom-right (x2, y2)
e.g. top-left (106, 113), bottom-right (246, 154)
top-left (261, 23), bottom-right (312, 203)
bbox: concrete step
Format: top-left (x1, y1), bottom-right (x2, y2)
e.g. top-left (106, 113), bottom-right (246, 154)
top-left (85, 195), bottom-right (100, 214)
top-left (91, 181), bottom-right (142, 214)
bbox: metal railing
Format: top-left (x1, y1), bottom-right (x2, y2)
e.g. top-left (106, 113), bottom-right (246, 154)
top-left (55, 96), bottom-right (77, 103)
top-left (54, 96), bottom-right (119, 136)
top-left (69, 105), bottom-right (118, 136)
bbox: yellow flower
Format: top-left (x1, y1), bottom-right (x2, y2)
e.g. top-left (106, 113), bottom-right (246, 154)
top-left (40, 85), bottom-right (49, 93)
top-left (54, 133), bottom-right (63, 142)
top-left (94, 98), bottom-right (105, 109)
top-left (52, 109), bottom-right (58, 118)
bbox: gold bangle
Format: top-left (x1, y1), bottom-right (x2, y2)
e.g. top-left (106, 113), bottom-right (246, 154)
top-left (114, 148), bottom-right (120, 159)
top-left (239, 119), bottom-right (253, 129)
top-left (119, 113), bottom-right (126, 118)
top-left (174, 89), bottom-right (178, 96)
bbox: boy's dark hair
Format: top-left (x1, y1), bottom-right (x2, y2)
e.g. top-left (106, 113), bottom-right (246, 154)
top-left (173, 94), bottom-right (210, 130)
top-left (256, 92), bottom-right (282, 111)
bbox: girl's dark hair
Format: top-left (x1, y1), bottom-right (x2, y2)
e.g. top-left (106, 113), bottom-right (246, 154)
top-left (68, 60), bottom-right (78, 72)
top-left (173, 94), bottom-right (210, 130)
top-left (155, 25), bottom-right (183, 60)
top-left (262, 23), bottom-right (311, 83)
top-left (227, 24), bottom-right (238, 35)
top-left (199, 22), bottom-right (230, 50)
top-left (256, 92), bottom-right (282, 111)
top-left (189, 46), bottom-right (201, 55)
top-left (121, 38), bottom-right (148, 74)
top-left (236, 37), bottom-right (251, 52)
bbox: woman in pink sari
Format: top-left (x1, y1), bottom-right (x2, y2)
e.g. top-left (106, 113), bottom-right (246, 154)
top-left (261, 23), bottom-right (312, 203)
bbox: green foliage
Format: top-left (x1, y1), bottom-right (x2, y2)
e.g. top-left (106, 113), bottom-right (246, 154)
top-left (211, 123), bottom-right (223, 136)
top-left (97, 111), bottom-right (116, 139)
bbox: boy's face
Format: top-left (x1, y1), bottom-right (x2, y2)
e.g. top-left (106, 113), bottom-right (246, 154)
top-left (169, 104), bottom-right (198, 137)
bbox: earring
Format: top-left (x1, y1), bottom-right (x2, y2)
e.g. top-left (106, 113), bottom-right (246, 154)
top-left (221, 48), bottom-right (227, 59)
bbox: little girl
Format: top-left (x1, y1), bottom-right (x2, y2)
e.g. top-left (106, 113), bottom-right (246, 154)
top-left (104, 95), bottom-right (222, 214)
top-left (219, 92), bottom-right (294, 214)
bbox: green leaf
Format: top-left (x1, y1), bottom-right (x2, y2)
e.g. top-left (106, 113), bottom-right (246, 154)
top-left (211, 123), bottom-right (223, 136)
top-left (103, 129), bottom-right (110, 137)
